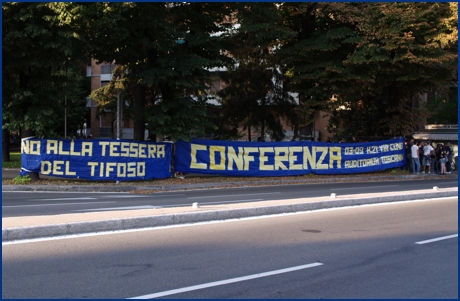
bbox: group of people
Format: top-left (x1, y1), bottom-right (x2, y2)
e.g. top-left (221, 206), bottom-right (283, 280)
top-left (406, 138), bottom-right (454, 175)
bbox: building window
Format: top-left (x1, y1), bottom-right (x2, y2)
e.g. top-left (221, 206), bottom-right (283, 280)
top-left (100, 64), bottom-right (115, 74)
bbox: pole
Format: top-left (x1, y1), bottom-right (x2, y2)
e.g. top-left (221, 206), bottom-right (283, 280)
top-left (117, 92), bottom-right (121, 140)
top-left (116, 92), bottom-right (121, 185)
top-left (64, 61), bottom-right (68, 139)
top-left (64, 95), bottom-right (67, 139)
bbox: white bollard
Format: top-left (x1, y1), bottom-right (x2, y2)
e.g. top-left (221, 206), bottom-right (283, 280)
top-left (192, 202), bottom-right (200, 208)
top-left (330, 193), bottom-right (337, 198)
top-left (433, 186), bottom-right (439, 191)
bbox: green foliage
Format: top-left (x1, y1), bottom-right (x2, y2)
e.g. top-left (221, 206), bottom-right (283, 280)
top-left (145, 96), bottom-right (218, 142)
top-left (2, 2), bottom-right (457, 143)
top-left (2, 3), bottom-right (89, 138)
top-left (12, 175), bottom-right (31, 185)
top-left (217, 3), bottom-right (297, 141)
top-left (424, 87), bottom-right (458, 124)
top-left (81, 2), bottom-right (234, 141)
top-left (280, 3), bottom-right (457, 138)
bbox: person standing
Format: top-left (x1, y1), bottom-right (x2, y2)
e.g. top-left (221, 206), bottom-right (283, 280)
top-left (429, 142), bottom-right (436, 174)
top-left (444, 142), bottom-right (453, 174)
top-left (435, 144), bottom-right (443, 174)
top-left (440, 150), bottom-right (447, 175)
top-left (406, 138), bottom-right (414, 172)
top-left (411, 141), bottom-right (421, 174)
top-left (421, 141), bottom-right (434, 174)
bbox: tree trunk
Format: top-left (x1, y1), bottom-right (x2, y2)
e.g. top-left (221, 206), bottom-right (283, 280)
top-left (133, 84), bottom-right (146, 141)
top-left (21, 128), bottom-right (35, 138)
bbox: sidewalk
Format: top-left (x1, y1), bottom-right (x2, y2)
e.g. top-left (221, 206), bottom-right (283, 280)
top-left (2, 168), bottom-right (457, 192)
top-left (3, 187), bottom-right (458, 242)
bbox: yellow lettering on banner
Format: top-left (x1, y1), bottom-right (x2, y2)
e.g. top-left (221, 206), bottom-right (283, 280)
top-left (289, 147), bottom-right (303, 170)
top-left (243, 147), bottom-right (258, 170)
top-left (127, 162), bottom-right (137, 177)
top-left (53, 160), bottom-right (65, 175)
top-left (21, 140), bottom-right (28, 154)
top-left (259, 147), bottom-right (274, 170)
top-left (42, 161), bottom-right (76, 176)
top-left (30, 141), bottom-right (40, 155)
top-left (137, 162), bottom-right (145, 176)
top-left (41, 161), bottom-right (52, 174)
top-left (210, 146), bottom-right (226, 170)
top-left (329, 147), bottom-right (342, 169)
top-left (157, 145), bottom-right (165, 158)
top-left (65, 161), bottom-right (76, 176)
top-left (99, 142), bottom-right (110, 156)
top-left (81, 142), bottom-right (93, 156)
top-left (191, 144), bottom-right (208, 169)
top-left (117, 163), bottom-right (126, 177)
top-left (22, 139), bottom-right (40, 155)
top-left (87, 162), bottom-right (147, 178)
top-left (139, 144), bottom-right (147, 158)
top-left (105, 162), bottom-right (117, 177)
top-left (390, 143), bottom-right (403, 151)
top-left (88, 162), bottom-right (98, 176)
top-left (129, 143), bottom-right (138, 157)
top-left (58, 142), bottom-right (69, 155)
top-left (274, 147), bottom-right (289, 170)
top-left (46, 140), bottom-right (58, 154)
top-left (99, 161), bottom-right (105, 177)
top-left (69, 141), bottom-right (80, 156)
top-left (227, 147), bottom-right (244, 170)
top-left (379, 144), bottom-right (389, 152)
top-left (316, 147), bottom-right (328, 169)
top-left (120, 142), bottom-right (130, 157)
top-left (148, 145), bottom-right (156, 158)
top-left (109, 142), bottom-right (120, 157)
top-left (303, 146), bottom-right (316, 169)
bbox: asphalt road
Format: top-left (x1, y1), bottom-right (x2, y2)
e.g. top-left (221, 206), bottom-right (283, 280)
top-left (2, 197), bottom-right (457, 299)
top-left (2, 178), bottom-right (458, 217)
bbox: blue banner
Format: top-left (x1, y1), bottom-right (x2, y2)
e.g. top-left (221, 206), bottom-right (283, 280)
top-left (175, 138), bottom-right (406, 176)
top-left (20, 138), bottom-right (172, 181)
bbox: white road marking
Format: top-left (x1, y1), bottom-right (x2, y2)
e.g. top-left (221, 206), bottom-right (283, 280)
top-left (198, 199), bottom-right (264, 205)
top-left (74, 205), bottom-right (157, 212)
top-left (29, 197), bottom-right (97, 201)
top-left (188, 192), bottom-right (280, 199)
top-left (330, 185), bottom-right (399, 190)
top-left (157, 199), bottom-right (265, 208)
top-left (2, 201), bottom-right (116, 208)
top-left (99, 194), bottom-right (185, 198)
top-left (415, 234), bottom-right (458, 245)
top-left (127, 262), bottom-right (323, 299)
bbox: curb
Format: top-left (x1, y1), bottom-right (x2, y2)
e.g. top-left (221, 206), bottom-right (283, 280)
top-left (2, 190), bottom-right (457, 242)
top-left (1, 174), bottom-right (446, 192)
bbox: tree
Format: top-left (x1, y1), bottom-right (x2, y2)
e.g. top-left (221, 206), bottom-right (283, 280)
top-left (280, 3), bottom-right (457, 138)
top-left (2, 3), bottom-right (89, 161)
top-left (217, 3), bottom-right (297, 141)
top-left (80, 2), bottom-right (234, 141)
